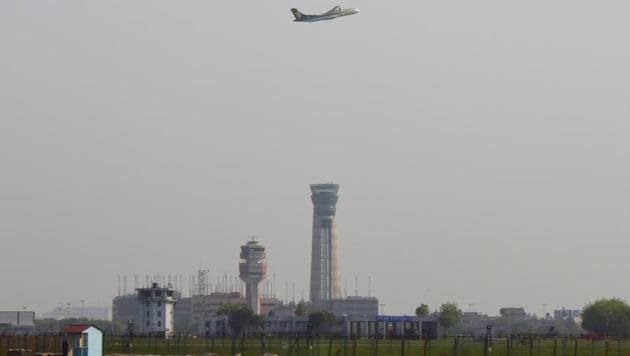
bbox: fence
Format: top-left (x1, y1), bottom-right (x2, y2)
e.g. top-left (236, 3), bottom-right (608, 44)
top-left (2, 335), bottom-right (630, 356)
top-left (103, 335), bottom-right (630, 356)
top-left (0, 334), bottom-right (62, 356)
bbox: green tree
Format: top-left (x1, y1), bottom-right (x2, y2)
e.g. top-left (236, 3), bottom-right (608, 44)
top-left (415, 304), bottom-right (430, 317)
top-left (217, 304), bottom-right (264, 356)
top-left (217, 304), bottom-right (263, 335)
top-left (307, 310), bottom-right (336, 334)
top-left (582, 298), bottom-right (630, 337)
top-left (295, 301), bottom-right (307, 316)
top-left (438, 303), bottom-right (462, 333)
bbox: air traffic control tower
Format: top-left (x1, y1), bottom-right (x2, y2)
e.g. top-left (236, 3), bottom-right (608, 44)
top-left (239, 238), bottom-right (267, 315)
top-left (310, 183), bottom-right (341, 305)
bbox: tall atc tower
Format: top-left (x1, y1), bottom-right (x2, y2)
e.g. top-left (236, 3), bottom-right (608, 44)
top-left (310, 183), bottom-right (341, 305)
top-left (239, 238), bottom-right (267, 315)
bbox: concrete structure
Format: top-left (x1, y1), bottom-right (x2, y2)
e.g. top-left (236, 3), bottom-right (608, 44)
top-left (0, 311), bottom-right (35, 333)
top-left (137, 283), bottom-right (177, 337)
top-left (309, 183), bottom-right (341, 305)
top-left (190, 292), bottom-right (246, 333)
top-left (0, 311), bottom-right (35, 328)
top-left (260, 297), bottom-right (282, 316)
top-left (115, 291), bottom-right (246, 335)
top-left (239, 238), bottom-right (267, 314)
top-left (499, 307), bottom-right (527, 319)
top-left (173, 297), bottom-right (193, 333)
top-left (112, 294), bottom-right (141, 327)
top-left (554, 308), bottom-right (581, 321)
top-left (376, 315), bottom-right (439, 339)
top-left (62, 324), bottom-right (103, 356)
top-left (325, 296), bottom-right (379, 319)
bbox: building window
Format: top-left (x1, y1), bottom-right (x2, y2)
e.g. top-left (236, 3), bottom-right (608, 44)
top-left (155, 291), bottom-right (162, 297)
top-left (146, 302), bottom-right (150, 307)
top-left (146, 311), bottom-right (150, 317)
top-left (157, 321), bottom-right (162, 327)
top-left (157, 311), bottom-right (162, 317)
top-left (157, 302), bottom-right (161, 307)
top-left (146, 321), bottom-right (149, 327)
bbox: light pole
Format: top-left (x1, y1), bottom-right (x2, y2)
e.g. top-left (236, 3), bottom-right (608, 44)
top-left (342, 314), bottom-right (349, 356)
top-left (55, 307), bottom-right (62, 332)
top-left (66, 303), bottom-right (71, 319)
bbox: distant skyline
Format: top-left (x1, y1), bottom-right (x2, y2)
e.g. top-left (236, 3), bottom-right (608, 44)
top-left (1, 0), bottom-right (629, 317)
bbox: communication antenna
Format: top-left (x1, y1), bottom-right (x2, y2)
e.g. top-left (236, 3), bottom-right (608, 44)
top-left (273, 273), bottom-right (277, 299)
top-left (197, 269), bottom-right (209, 295)
top-left (354, 275), bottom-right (358, 296)
top-left (368, 276), bottom-right (372, 297)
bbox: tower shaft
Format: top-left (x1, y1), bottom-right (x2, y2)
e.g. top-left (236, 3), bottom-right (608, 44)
top-left (309, 184), bottom-right (341, 305)
top-left (239, 238), bottom-right (267, 315)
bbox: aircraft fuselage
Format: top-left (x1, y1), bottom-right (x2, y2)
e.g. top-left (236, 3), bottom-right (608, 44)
top-left (291, 7), bottom-right (360, 22)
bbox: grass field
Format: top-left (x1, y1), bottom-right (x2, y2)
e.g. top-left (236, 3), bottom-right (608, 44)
top-left (102, 336), bottom-right (630, 356)
top-left (2, 335), bottom-right (629, 356)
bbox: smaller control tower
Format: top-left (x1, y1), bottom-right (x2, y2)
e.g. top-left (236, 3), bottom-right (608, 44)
top-left (239, 237), bottom-right (267, 315)
top-left (136, 282), bottom-right (177, 337)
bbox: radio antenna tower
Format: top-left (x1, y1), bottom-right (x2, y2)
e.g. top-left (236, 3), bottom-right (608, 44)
top-left (197, 269), bottom-right (209, 295)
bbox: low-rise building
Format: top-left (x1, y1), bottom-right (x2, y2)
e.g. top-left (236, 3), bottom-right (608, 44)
top-left (554, 308), bottom-right (581, 321)
top-left (0, 311), bottom-right (35, 332)
top-left (112, 294), bottom-right (141, 328)
top-left (325, 296), bottom-right (379, 319)
top-left (499, 307), bottom-right (527, 319)
top-left (136, 283), bottom-right (177, 337)
top-left (62, 324), bottom-right (103, 356)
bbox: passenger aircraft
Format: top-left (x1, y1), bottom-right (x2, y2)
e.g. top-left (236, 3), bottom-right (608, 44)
top-left (291, 6), bottom-right (360, 22)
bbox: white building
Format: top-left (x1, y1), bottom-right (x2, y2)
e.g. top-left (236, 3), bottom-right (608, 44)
top-left (137, 283), bottom-right (177, 337)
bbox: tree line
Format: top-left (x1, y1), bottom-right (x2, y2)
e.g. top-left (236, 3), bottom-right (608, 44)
top-left (413, 298), bottom-right (630, 338)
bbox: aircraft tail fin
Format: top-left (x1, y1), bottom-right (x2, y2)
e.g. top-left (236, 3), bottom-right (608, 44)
top-left (291, 8), bottom-right (305, 20)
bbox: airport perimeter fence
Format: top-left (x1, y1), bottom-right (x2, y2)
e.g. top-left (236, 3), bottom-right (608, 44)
top-left (102, 335), bottom-right (630, 356)
top-left (0, 334), bottom-right (62, 356)
top-left (3, 334), bottom-right (630, 356)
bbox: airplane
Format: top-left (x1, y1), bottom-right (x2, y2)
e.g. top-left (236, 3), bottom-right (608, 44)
top-left (291, 6), bottom-right (360, 22)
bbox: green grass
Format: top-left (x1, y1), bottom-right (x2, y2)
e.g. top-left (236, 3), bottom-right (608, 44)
top-left (102, 336), bottom-right (630, 356)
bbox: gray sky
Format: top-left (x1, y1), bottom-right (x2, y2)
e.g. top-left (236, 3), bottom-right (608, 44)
top-left (1, 0), bottom-right (629, 317)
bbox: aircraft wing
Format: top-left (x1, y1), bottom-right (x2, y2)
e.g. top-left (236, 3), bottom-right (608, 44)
top-left (323, 5), bottom-right (342, 15)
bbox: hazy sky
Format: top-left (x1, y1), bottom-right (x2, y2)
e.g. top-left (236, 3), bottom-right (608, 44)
top-left (1, 0), bottom-right (629, 317)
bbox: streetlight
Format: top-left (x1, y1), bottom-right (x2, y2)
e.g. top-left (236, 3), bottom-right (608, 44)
top-left (342, 314), bottom-right (349, 356)
top-left (55, 307), bottom-right (62, 332)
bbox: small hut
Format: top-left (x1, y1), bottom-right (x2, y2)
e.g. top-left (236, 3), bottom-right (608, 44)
top-left (62, 324), bottom-right (103, 356)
